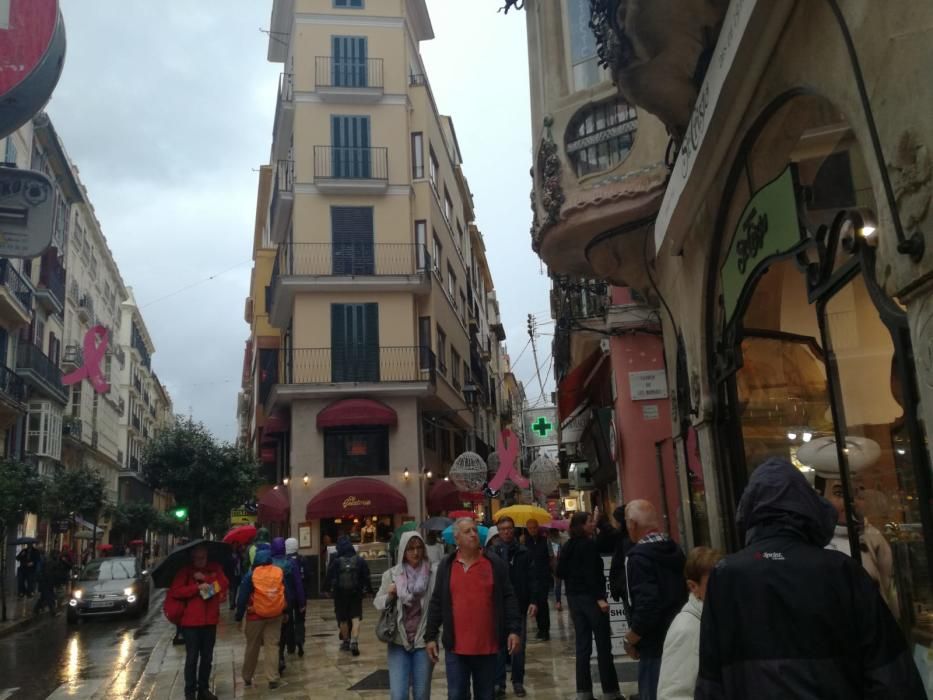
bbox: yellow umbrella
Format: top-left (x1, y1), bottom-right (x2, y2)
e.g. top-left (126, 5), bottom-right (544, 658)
top-left (492, 505), bottom-right (552, 527)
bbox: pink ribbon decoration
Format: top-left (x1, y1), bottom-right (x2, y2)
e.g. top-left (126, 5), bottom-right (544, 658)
top-left (488, 428), bottom-right (529, 491)
top-left (62, 325), bottom-right (110, 394)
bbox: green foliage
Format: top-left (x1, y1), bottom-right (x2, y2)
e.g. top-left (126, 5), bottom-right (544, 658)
top-left (41, 463), bottom-right (107, 522)
top-left (142, 417), bottom-right (260, 537)
top-left (105, 501), bottom-right (159, 541)
top-left (0, 460), bottom-right (45, 528)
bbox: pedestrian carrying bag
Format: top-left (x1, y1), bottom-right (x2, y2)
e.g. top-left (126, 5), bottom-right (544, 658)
top-left (163, 572), bottom-right (189, 625)
top-left (375, 594), bottom-right (398, 643)
top-left (336, 555), bottom-right (360, 592)
top-left (251, 565), bottom-right (286, 618)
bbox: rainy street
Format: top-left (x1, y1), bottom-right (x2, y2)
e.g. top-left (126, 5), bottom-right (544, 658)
top-left (0, 591), bottom-right (168, 700)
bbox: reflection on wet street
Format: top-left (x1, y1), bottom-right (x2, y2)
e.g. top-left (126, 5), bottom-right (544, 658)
top-left (0, 592), bottom-right (169, 700)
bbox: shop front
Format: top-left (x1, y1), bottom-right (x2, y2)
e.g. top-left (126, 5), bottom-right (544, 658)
top-left (706, 92), bottom-right (932, 660)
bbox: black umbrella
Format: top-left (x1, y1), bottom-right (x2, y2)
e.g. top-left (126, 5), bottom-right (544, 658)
top-left (10, 536), bottom-right (38, 545)
top-left (422, 516), bottom-right (453, 532)
top-left (149, 539), bottom-right (231, 588)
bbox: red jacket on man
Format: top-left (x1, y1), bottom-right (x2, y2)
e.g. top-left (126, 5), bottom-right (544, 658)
top-left (168, 562), bottom-right (229, 627)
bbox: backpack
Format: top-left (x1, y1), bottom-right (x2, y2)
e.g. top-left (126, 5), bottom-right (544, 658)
top-left (336, 555), bottom-right (360, 592)
top-left (250, 565), bottom-right (286, 618)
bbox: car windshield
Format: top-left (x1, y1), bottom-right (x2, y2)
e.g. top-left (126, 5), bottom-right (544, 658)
top-left (79, 558), bottom-right (137, 581)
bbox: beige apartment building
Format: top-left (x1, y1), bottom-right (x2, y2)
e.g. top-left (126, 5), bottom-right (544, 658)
top-left (240, 0), bottom-right (514, 563)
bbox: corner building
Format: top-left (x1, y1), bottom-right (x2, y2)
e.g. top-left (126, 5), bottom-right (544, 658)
top-left (248, 0), bottom-right (511, 569)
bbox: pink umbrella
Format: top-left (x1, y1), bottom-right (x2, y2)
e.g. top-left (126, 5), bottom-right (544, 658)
top-left (541, 519), bottom-right (569, 531)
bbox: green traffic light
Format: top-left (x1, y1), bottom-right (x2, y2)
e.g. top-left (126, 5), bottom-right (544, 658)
top-left (173, 507), bottom-right (188, 520)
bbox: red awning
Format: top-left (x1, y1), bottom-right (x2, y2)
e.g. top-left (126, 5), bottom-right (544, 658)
top-left (316, 398), bottom-right (398, 429)
top-left (260, 447), bottom-right (276, 463)
top-left (265, 412), bottom-right (288, 434)
top-left (258, 486), bottom-right (289, 524)
top-left (557, 349), bottom-right (605, 422)
top-left (426, 480), bottom-right (483, 513)
top-left (305, 478), bottom-right (408, 520)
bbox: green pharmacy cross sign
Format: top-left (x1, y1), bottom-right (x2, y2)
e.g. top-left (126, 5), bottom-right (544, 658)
top-left (531, 415), bottom-right (553, 438)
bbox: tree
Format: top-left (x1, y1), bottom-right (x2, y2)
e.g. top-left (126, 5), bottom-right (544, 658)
top-left (0, 460), bottom-right (45, 622)
top-left (42, 464), bottom-right (108, 553)
top-left (142, 418), bottom-right (260, 538)
top-left (105, 502), bottom-right (159, 543)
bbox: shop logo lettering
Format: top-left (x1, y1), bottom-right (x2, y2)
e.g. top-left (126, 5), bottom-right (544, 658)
top-left (342, 496), bottom-right (371, 509)
top-left (754, 551), bottom-right (785, 561)
top-left (735, 208), bottom-right (769, 274)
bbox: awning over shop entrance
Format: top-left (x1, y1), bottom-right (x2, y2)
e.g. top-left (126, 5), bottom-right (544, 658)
top-left (305, 477), bottom-right (408, 520)
top-left (316, 398), bottom-right (398, 429)
top-left (426, 480), bottom-right (483, 513)
top-left (258, 486), bottom-right (289, 524)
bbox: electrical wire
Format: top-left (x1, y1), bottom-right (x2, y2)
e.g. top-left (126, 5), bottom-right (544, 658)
top-left (140, 259), bottom-right (252, 309)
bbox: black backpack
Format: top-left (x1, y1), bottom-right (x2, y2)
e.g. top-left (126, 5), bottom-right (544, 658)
top-left (336, 555), bottom-right (359, 592)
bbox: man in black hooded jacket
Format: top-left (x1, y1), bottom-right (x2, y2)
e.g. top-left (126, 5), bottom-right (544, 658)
top-left (696, 457), bottom-right (925, 699)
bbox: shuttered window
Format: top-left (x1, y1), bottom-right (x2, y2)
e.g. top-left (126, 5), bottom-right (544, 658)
top-left (331, 303), bottom-right (379, 382)
top-left (331, 207), bottom-right (374, 275)
top-left (332, 36), bottom-right (367, 87)
top-left (332, 115), bottom-right (371, 178)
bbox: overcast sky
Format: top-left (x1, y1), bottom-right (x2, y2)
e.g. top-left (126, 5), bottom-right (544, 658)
top-left (47, 1), bottom-right (552, 442)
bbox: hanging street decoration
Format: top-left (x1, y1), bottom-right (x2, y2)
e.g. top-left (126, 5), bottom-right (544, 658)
top-left (449, 451), bottom-right (488, 493)
top-left (62, 325), bottom-right (110, 394)
top-left (487, 428), bottom-right (529, 494)
top-left (528, 454), bottom-right (560, 497)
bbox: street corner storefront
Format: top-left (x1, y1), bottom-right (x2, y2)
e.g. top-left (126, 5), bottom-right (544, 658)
top-left (302, 476), bottom-right (411, 592)
top-left (700, 91), bottom-right (933, 665)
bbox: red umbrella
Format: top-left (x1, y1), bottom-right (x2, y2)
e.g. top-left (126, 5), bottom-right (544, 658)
top-left (448, 510), bottom-right (475, 520)
top-left (223, 524), bottom-right (257, 546)
top-left (97, 543), bottom-right (113, 551)
top-left (128, 539), bottom-right (145, 546)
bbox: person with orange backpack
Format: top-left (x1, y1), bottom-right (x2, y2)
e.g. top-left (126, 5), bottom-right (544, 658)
top-left (235, 548), bottom-right (294, 690)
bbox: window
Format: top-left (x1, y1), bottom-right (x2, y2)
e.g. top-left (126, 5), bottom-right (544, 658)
top-left (415, 220), bottom-right (427, 270)
top-left (418, 316), bottom-right (431, 369)
top-left (436, 326), bottom-right (447, 375)
top-left (444, 187), bottom-right (453, 223)
top-left (4, 138), bottom-right (16, 165)
top-left (331, 115), bottom-right (371, 178)
top-left (457, 221), bottom-right (465, 254)
top-left (331, 303), bottom-right (379, 382)
top-left (332, 36), bottom-right (368, 87)
top-left (334, 0), bottom-right (363, 7)
top-left (447, 264), bottom-right (456, 301)
top-left (331, 206), bottom-right (374, 275)
top-left (429, 146), bottom-right (439, 189)
top-left (26, 401), bottom-right (62, 459)
top-left (423, 417), bottom-right (437, 451)
top-left (566, 97), bottom-right (638, 177)
top-left (411, 133), bottom-right (424, 179)
top-left (324, 426), bottom-right (389, 477)
top-left (460, 290), bottom-right (467, 321)
top-left (432, 232), bottom-right (442, 275)
top-left (566, 0), bottom-right (606, 90)
top-left (451, 350), bottom-right (461, 389)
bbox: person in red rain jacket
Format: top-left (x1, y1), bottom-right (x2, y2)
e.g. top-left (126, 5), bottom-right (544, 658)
top-left (168, 545), bottom-right (229, 700)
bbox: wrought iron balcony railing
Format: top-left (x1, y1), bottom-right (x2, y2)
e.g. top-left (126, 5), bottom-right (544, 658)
top-left (283, 346), bottom-right (435, 385)
top-left (315, 57), bottom-right (384, 89)
top-left (313, 146), bottom-right (388, 181)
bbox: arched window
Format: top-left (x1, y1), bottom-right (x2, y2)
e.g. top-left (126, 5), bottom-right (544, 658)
top-left (565, 98), bottom-right (638, 178)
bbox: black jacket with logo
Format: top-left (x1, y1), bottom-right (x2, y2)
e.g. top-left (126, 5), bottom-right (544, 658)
top-left (696, 458), bottom-right (925, 699)
top-left (625, 536), bottom-right (686, 658)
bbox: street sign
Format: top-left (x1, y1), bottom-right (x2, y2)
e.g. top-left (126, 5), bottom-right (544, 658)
top-left (0, 167), bottom-right (54, 257)
top-left (230, 508), bottom-right (256, 526)
top-left (628, 370), bottom-right (668, 401)
top-left (523, 407), bottom-right (558, 448)
top-left (0, 0), bottom-right (66, 139)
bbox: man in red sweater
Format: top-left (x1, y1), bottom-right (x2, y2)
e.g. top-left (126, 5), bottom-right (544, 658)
top-left (168, 545), bottom-right (229, 700)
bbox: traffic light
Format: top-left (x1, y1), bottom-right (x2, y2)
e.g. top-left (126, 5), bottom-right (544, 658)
top-left (172, 507), bottom-right (188, 521)
top-left (527, 313), bottom-right (534, 338)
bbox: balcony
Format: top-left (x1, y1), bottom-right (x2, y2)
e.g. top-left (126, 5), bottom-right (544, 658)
top-left (62, 344), bottom-right (83, 371)
top-left (312, 146), bottom-right (388, 195)
top-left (314, 57), bottom-right (384, 103)
top-left (77, 294), bottom-right (93, 323)
top-left (63, 416), bottom-right (82, 441)
top-left (131, 415), bottom-right (141, 431)
top-left (0, 260), bottom-right (32, 328)
top-left (0, 364), bottom-right (27, 425)
top-left (35, 249), bottom-right (65, 315)
top-left (268, 346), bottom-right (435, 407)
top-left (16, 343), bottom-right (67, 404)
top-left (268, 243), bottom-right (430, 327)
top-left (269, 159), bottom-right (294, 244)
top-left (271, 72), bottom-right (294, 162)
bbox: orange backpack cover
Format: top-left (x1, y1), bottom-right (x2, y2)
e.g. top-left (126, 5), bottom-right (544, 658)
top-left (250, 565), bottom-right (286, 618)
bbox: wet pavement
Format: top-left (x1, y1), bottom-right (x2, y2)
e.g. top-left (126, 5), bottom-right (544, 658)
top-left (0, 590), bottom-right (167, 700)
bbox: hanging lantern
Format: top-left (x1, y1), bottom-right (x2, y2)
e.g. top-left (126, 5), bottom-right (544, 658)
top-left (449, 451), bottom-right (488, 493)
top-left (528, 455), bottom-right (560, 496)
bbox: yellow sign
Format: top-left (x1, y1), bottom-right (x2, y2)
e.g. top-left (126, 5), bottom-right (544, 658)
top-left (342, 496), bottom-right (372, 509)
top-left (230, 508), bottom-right (256, 526)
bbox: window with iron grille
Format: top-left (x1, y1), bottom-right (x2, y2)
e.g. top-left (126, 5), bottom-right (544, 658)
top-left (565, 97), bottom-right (638, 178)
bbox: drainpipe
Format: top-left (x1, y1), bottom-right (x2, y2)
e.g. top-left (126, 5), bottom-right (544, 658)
top-left (655, 440), bottom-right (671, 536)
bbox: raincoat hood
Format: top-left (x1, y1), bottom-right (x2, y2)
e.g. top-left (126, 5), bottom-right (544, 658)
top-left (396, 531), bottom-right (427, 566)
top-left (285, 538), bottom-right (299, 555)
top-left (336, 535), bottom-right (356, 558)
top-left (255, 527), bottom-right (271, 544)
top-left (484, 526), bottom-right (499, 547)
top-left (253, 549), bottom-right (273, 566)
top-left (736, 457), bottom-right (837, 547)
top-left (271, 537), bottom-right (286, 557)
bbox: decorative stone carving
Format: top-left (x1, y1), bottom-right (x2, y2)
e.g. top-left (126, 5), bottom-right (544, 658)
top-left (531, 116), bottom-right (565, 252)
top-left (888, 130), bottom-right (932, 232)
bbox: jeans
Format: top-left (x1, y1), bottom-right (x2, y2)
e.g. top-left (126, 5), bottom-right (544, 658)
top-left (387, 643), bottom-right (433, 700)
top-left (496, 616), bottom-right (526, 687)
top-left (567, 593), bottom-right (619, 696)
top-left (182, 625), bottom-right (217, 694)
top-left (445, 651), bottom-right (498, 700)
top-left (554, 576), bottom-right (562, 605)
top-left (638, 655), bottom-right (662, 700)
top-left (535, 593), bottom-right (550, 636)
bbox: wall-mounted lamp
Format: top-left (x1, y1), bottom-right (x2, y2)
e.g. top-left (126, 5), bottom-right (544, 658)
top-left (403, 468), bottom-right (411, 480)
top-left (303, 473), bottom-right (310, 486)
top-left (425, 470), bottom-right (433, 479)
top-left (283, 476), bottom-right (290, 486)
top-left (443, 476), bottom-right (449, 482)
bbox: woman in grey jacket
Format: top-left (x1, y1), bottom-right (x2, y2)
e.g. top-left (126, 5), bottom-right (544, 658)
top-left (374, 531), bottom-right (437, 700)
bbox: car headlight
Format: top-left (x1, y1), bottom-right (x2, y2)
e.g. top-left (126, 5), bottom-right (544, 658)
top-left (73, 590), bottom-right (82, 600)
top-left (123, 587), bottom-right (134, 597)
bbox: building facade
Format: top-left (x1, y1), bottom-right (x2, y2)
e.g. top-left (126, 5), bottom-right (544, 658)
top-left (525, 0), bottom-right (933, 675)
top-left (240, 0), bottom-right (514, 564)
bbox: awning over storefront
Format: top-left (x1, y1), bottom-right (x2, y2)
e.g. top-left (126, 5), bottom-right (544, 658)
top-left (258, 486), bottom-right (289, 524)
top-left (426, 480), bottom-right (483, 513)
top-left (557, 349), bottom-right (608, 423)
top-left (316, 398), bottom-right (398, 429)
top-left (265, 411), bottom-right (288, 434)
top-left (305, 478), bottom-right (408, 520)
